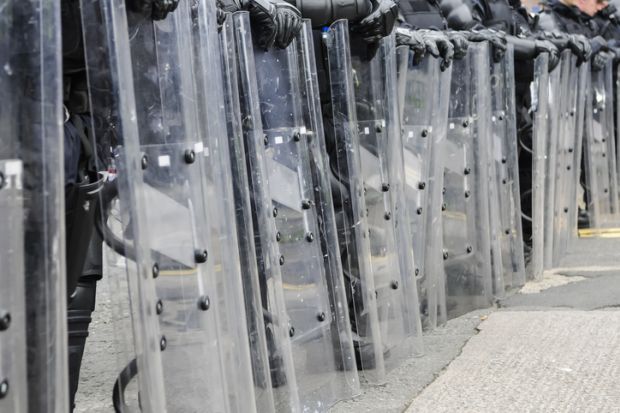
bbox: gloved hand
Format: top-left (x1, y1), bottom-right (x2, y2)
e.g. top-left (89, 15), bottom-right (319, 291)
top-left (465, 29), bottom-right (507, 63)
top-left (446, 31), bottom-right (469, 60)
top-left (355, 0), bottom-right (399, 43)
top-left (535, 31), bottom-right (589, 66)
top-left (126, 0), bottom-right (179, 20)
top-left (534, 39), bottom-right (560, 70)
top-left (249, 0), bottom-right (303, 49)
top-left (566, 34), bottom-right (592, 65)
top-left (419, 29), bottom-right (455, 70)
top-left (395, 28), bottom-right (427, 58)
top-left (592, 50), bottom-right (613, 71)
top-left (590, 35), bottom-right (609, 56)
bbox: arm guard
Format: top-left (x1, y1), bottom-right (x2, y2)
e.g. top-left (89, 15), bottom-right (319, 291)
top-left (285, 0), bottom-right (372, 27)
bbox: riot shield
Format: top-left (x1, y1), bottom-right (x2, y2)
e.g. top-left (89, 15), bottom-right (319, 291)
top-left (231, 12), bottom-right (359, 410)
top-left (0, 0), bottom-right (67, 411)
top-left (218, 13), bottom-right (277, 413)
top-left (80, 0), bottom-right (258, 410)
top-left (441, 41), bottom-right (494, 317)
top-left (396, 51), bottom-right (450, 326)
top-left (529, 53), bottom-right (550, 280)
top-left (488, 45), bottom-right (526, 290)
top-left (322, 20), bottom-right (423, 382)
top-left (584, 58), bottom-right (620, 228)
top-left (348, 32), bottom-right (423, 372)
top-left (543, 58), bottom-right (563, 269)
top-left (551, 52), bottom-right (581, 264)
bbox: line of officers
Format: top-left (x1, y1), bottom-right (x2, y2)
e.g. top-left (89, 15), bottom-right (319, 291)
top-left (1, 0), bottom-right (618, 410)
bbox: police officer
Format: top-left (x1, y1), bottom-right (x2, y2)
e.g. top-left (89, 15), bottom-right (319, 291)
top-left (62, 0), bottom-right (178, 408)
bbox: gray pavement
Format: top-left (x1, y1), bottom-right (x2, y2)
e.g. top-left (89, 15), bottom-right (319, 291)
top-left (75, 244), bottom-right (620, 412)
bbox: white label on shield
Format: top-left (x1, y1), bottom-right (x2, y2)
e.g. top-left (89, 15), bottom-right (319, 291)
top-left (274, 136), bottom-right (283, 144)
top-left (158, 155), bottom-right (171, 167)
top-left (194, 142), bottom-right (204, 153)
top-left (364, 127), bottom-right (370, 135)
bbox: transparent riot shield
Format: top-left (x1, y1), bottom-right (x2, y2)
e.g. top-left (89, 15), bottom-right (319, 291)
top-left (396, 51), bottom-right (449, 326)
top-left (489, 45), bottom-right (526, 290)
top-left (529, 53), bottom-right (550, 280)
top-left (322, 20), bottom-right (423, 383)
top-left (584, 58), bottom-right (620, 228)
top-left (217, 14), bottom-right (277, 413)
top-left (80, 0), bottom-right (257, 410)
top-left (441, 41), bottom-right (494, 317)
top-left (566, 62), bottom-right (590, 244)
top-left (348, 33), bottom-right (423, 371)
top-left (552, 52), bottom-right (580, 264)
top-left (231, 12), bottom-right (359, 410)
top-left (0, 0), bottom-right (67, 411)
top-left (543, 59), bottom-right (563, 269)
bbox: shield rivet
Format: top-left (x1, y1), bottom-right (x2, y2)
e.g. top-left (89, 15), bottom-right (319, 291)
top-left (289, 326), bottom-right (295, 337)
top-left (0, 312), bottom-right (10, 331)
top-left (464, 190), bottom-right (471, 198)
top-left (301, 200), bottom-right (312, 210)
top-left (564, 207), bottom-right (569, 213)
top-left (306, 232), bottom-right (314, 242)
top-left (604, 188), bottom-right (609, 193)
top-left (184, 149), bottom-right (196, 164)
top-left (384, 212), bottom-right (391, 220)
top-left (464, 167), bottom-right (471, 175)
top-left (276, 231), bottom-right (282, 242)
top-left (418, 181), bottom-right (426, 190)
top-left (567, 165), bottom-right (571, 170)
top-left (317, 312), bottom-right (326, 322)
top-left (462, 120), bottom-right (469, 128)
top-left (263, 135), bottom-right (269, 146)
top-left (382, 183), bottom-right (390, 192)
top-left (279, 255), bottom-right (285, 266)
top-left (156, 300), bottom-right (164, 315)
top-left (502, 179), bottom-right (507, 185)
top-left (141, 155), bottom-right (149, 170)
top-left (416, 207), bottom-right (423, 215)
top-left (160, 336), bottom-right (167, 351)
top-left (415, 268), bottom-right (420, 276)
top-left (505, 229), bottom-right (510, 235)
top-left (442, 203), bottom-right (447, 211)
top-left (501, 157), bottom-right (507, 164)
top-left (0, 379), bottom-right (8, 399)
top-left (443, 250), bottom-right (449, 260)
top-left (293, 131), bottom-right (301, 142)
top-left (273, 207), bottom-right (278, 217)
top-left (568, 147), bottom-right (574, 153)
top-left (152, 263), bottom-right (160, 279)
top-left (195, 249), bottom-right (208, 264)
top-left (375, 124), bottom-right (383, 133)
top-left (198, 295), bottom-right (210, 311)
top-left (0, 172), bottom-right (5, 190)
top-left (421, 129), bottom-right (429, 138)
top-left (390, 280), bottom-right (399, 290)
top-left (466, 245), bottom-right (473, 253)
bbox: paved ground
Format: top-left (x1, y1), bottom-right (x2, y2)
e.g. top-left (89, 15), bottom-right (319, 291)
top-left (75, 238), bottom-right (620, 412)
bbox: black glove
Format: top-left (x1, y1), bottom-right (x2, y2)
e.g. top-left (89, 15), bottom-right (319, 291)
top-left (535, 31), bottom-right (589, 66)
top-left (465, 29), bottom-right (507, 63)
top-left (151, 0), bottom-right (179, 20)
top-left (567, 34), bottom-right (592, 65)
top-left (419, 30), bottom-right (455, 70)
top-left (590, 35), bottom-right (609, 56)
top-left (592, 50), bottom-right (613, 71)
top-left (248, 0), bottom-right (303, 49)
top-left (126, 0), bottom-right (179, 20)
top-left (534, 39), bottom-right (559, 70)
top-left (395, 28), bottom-right (427, 58)
top-left (354, 0), bottom-right (399, 43)
top-left (446, 31), bottom-right (469, 60)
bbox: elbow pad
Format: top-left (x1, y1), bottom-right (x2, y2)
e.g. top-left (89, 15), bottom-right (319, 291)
top-left (439, 0), bottom-right (477, 30)
top-left (287, 0), bottom-right (372, 27)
